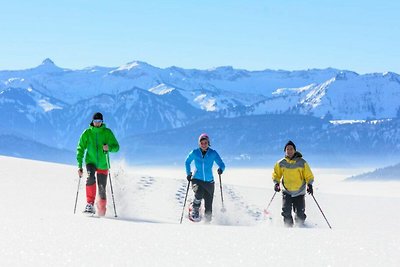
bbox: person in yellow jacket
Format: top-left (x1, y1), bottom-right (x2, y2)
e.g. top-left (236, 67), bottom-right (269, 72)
top-left (272, 140), bottom-right (314, 227)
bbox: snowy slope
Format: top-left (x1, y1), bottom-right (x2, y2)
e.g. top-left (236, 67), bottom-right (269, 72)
top-left (299, 71), bottom-right (400, 119)
top-left (0, 156), bottom-right (399, 266)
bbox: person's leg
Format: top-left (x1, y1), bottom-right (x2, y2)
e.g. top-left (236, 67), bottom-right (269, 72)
top-left (85, 164), bottom-right (97, 205)
top-left (281, 192), bottom-right (294, 227)
top-left (96, 169), bottom-right (108, 216)
top-left (293, 194), bottom-right (306, 224)
top-left (203, 182), bottom-right (215, 222)
top-left (191, 180), bottom-right (204, 220)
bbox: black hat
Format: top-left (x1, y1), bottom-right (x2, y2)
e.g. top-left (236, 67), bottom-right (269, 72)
top-left (93, 112), bottom-right (103, 121)
top-left (284, 140), bottom-right (296, 151)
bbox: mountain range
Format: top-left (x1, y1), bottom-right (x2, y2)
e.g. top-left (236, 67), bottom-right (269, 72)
top-left (1, 59), bottom-right (399, 167)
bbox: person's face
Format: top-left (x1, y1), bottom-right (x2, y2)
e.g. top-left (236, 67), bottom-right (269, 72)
top-left (93, 119), bottom-right (103, 127)
top-left (285, 145), bottom-right (295, 158)
top-left (199, 139), bottom-right (209, 151)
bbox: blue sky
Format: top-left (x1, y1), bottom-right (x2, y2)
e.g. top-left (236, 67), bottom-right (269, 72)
top-left (1, 0), bottom-right (399, 73)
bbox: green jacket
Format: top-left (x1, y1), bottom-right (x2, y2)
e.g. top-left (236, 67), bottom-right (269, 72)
top-left (76, 123), bottom-right (119, 169)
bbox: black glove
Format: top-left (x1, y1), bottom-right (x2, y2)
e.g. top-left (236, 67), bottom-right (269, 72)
top-left (307, 184), bottom-right (313, 195)
top-left (217, 168), bottom-right (223, 175)
top-left (274, 183), bottom-right (281, 192)
top-left (186, 172), bottom-right (192, 182)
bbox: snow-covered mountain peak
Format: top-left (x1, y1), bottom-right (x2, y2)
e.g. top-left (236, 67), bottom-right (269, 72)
top-left (108, 61), bottom-right (161, 79)
top-left (113, 60), bottom-right (158, 72)
top-left (382, 71), bottom-right (400, 82)
top-left (115, 61), bottom-right (141, 71)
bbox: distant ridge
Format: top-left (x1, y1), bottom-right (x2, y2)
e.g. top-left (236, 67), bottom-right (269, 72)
top-left (347, 163), bottom-right (400, 181)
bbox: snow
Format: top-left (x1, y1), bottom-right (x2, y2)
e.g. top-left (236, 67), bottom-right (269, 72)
top-left (330, 119), bottom-right (392, 125)
top-left (0, 155), bottom-right (399, 266)
top-left (37, 99), bottom-right (62, 112)
top-left (194, 94), bottom-right (217, 111)
top-left (148, 84), bottom-right (175, 95)
top-left (113, 61), bottom-right (141, 71)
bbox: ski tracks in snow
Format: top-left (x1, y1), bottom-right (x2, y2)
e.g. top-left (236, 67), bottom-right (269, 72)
top-left (105, 166), bottom-right (318, 228)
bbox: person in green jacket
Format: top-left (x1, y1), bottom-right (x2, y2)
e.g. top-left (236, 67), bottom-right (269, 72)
top-left (77, 112), bottom-right (119, 216)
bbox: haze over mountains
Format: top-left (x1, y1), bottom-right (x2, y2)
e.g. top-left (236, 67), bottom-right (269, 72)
top-left (1, 59), bottom-right (399, 167)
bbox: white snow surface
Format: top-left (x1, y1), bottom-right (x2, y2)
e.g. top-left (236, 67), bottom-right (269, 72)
top-left (0, 156), bottom-right (399, 266)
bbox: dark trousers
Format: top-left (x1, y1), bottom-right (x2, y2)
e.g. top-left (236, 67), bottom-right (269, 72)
top-left (86, 164), bottom-right (107, 199)
top-left (191, 179), bottom-right (215, 216)
top-left (281, 192), bottom-right (306, 226)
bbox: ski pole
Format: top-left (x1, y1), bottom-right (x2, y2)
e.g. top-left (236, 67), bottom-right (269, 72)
top-left (263, 191), bottom-right (277, 215)
top-left (218, 173), bottom-right (226, 212)
top-left (73, 173), bottom-right (82, 214)
top-left (311, 194), bottom-right (332, 229)
top-left (105, 152), bottom-right (118, 217)
top-left (179, 180), bottom-right (191, 224)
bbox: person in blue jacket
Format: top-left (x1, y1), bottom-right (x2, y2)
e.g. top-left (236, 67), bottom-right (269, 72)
top-left (185, 133), bottom-right (225, 222)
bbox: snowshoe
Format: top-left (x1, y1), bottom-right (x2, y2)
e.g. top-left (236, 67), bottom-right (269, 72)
top-left (188, 202), bottom-right (202, 222)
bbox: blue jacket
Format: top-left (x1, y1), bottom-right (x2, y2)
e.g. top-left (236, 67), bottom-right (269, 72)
top-left (185, 148), bottom-right (225, 182)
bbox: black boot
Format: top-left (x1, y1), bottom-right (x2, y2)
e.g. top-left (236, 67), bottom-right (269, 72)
top-left (283, 216), bottom-right (294, 227)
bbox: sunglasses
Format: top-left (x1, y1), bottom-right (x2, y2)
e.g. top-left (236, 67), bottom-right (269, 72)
top-left (93, 119), bottom-right (103, 123)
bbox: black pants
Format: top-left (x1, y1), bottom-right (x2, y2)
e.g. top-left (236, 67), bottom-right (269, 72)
top-left (281, 192), bottom-right (306, 226)
top-left (191, 179), bottom-right (215, 216)
top-left (86, 164), bottom-right (107, 199)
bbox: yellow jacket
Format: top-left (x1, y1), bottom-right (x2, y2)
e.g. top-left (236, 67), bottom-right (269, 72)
top-left (272, 152), bottom-right (314, 197)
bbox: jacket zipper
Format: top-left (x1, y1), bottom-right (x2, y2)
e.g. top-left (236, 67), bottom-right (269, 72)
top-left (202, 149), bottom-right (206, 181)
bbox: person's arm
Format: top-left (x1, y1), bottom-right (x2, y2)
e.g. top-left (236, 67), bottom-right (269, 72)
top-left (214, 151), bottom-right (225, 173)
top-left (106, 129), bottom-right (120, 153)
top-left (272, 161), bottom-right (282, 184)
top-left (76, 131), bottom-right (87, 169)
top-left (304, 162), bottom-right (314, 185)
top-left (185, 150), bottom-right (194, 175)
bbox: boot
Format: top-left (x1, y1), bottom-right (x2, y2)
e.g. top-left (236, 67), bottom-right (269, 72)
top-left (84, 203), bottom-right (95, 214)
top-left (204, 212), bottom-right (212, 223)
top-left (190, 206), bottom-right (201, 222)
top-left (283, 216), bottom-right (294, 227)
